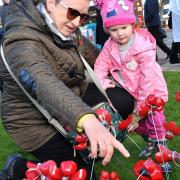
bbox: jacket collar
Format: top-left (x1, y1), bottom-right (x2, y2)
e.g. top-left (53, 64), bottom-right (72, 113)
top-left (131, 28), bottom-right (156, 55)
top-left (108, 28), bottom-right (156, 59)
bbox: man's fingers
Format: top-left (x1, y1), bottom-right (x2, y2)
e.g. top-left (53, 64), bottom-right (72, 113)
top-left (112, 138), bottom-right (130, 158)
top-left (98, 142), bottom-right (107, 157)
top-left (102, 144), bottom-right (114, 166)
top-left (89, 139), bottom-right (98, 158)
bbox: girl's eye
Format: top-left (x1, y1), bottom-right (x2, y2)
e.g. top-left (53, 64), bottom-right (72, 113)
top-left (122, 26), bottom-right (127, 30)
top-left (110, 29), bottom-right (117, 32)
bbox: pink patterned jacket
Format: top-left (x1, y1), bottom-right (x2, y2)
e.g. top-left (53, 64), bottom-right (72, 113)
top-left (94, 28), bottom-right (168, 112)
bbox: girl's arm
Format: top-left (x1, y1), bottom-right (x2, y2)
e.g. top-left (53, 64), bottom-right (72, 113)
top-left (136, 50), bottom-right (168, 112)
top-left (94, 44), bottom-right (114, 89)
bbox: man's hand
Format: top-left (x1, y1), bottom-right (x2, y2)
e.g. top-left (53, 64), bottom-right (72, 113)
top-left (81, 115), bottom-right (130, 166)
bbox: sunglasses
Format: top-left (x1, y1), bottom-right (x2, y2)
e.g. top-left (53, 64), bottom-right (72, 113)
top-left (59, 2), bottom-right (90, 24)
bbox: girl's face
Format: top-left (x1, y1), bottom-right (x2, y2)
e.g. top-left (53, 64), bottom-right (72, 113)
top-left (108, 24), bottom-right (133, 45)
top-left (47, 0), bottom-right (90, 36)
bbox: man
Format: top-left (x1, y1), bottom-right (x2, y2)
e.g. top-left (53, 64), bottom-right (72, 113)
top-left (0, 0), bottom-right (132, 179)
top-left (144, 0), bottom-right (171, 59)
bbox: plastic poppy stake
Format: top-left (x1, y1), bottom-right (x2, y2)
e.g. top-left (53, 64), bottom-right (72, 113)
top-left (133, 158), bottom-right (164, 180)
top-left (73, 133), bottom-right (88, 150)
top-left (138, 102), bottom-right (150, 117)
top-left (138, 95), bottom-right (165, 117)
top-left (59, 160), bottom-right (78, 178)
top-left (73, 141), bottom-right (88, 150)
top-left (25, 160), bottom-right (63, 180)
top-left (100, 170), bottom-right (110, 180)
top-left (75, 134), bottom-right (87, 143)
top-left (143, 158), bottom-right (164, 180)
top-left (40, 160), bottom-right (57, 177)
top-left (118, 114), bottom-right (133, 131)
top-left (163, 121), bottom-right (180, 140)
top-left (100, 170), bottom-right (120, 180)
top-left (24, 160), bottom-right (88, 180)
top-left (70, 168), bottom-right (87, 180)
top-left (64, 129), bottom-right (88, 151)
top-left (176, 90), bottom-right (180, 102)
top-left (109, 171), bottom-right (120, 180)
top-left (155, 144), bottom-right (180, 164)
top-left (48, 165), bottom-right (61, 180)
top-left (24, 167), bottom-right (41, 180)
top-left (96, 108), bottom-right (112, 127)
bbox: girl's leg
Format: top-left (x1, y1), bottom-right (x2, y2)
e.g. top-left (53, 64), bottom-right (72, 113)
top-left (146, 111), bottom-right (166, 141)
top-left (138, 111), bottom-right (166, 158)
top-left (83, 83), bottom-right (134, 119)
top-left (106, 87), bottom-right (134, 119)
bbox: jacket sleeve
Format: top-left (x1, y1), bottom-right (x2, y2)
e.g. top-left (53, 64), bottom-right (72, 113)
top-left (3, 38), bottom-right (95, 130)
top-left (94, 43), bottom-right (113, 89)
top-left (135, 49), bottom-right (168, 112)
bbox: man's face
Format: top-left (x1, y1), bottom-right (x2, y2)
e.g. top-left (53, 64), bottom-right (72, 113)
top-left (46, 0), bottom-right (90, 36)
top-left (3, 0), bottom-right (10, 4)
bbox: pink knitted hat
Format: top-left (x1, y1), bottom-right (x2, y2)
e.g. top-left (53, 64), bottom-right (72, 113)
top-left (94, 0), bottom-right (136, 28)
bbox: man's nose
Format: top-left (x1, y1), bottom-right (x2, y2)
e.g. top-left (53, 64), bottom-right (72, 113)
top-left (71, 16), bottom-right (81, 27)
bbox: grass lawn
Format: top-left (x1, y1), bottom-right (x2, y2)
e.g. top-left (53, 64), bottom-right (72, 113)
top-left (0, 71), bottom-right (180, 179)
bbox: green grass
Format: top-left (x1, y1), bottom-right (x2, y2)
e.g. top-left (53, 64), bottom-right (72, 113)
top-left (0, 71), bottom-right (180, 179)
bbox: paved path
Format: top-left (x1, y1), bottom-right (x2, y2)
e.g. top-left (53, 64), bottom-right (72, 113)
top-left (157, 29), bottom-right (180, 72)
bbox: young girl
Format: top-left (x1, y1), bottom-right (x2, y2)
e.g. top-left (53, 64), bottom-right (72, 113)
top-left (93, 0), bottom-right (168, 157)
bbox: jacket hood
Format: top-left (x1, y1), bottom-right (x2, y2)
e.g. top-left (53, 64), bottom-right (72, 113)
top-left (107, 28), bottom-right (156, 56)
top-left (132, 28), bottom-right (156, 54)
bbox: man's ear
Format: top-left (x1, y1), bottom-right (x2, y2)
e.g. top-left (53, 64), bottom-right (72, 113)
top-left (46, 0), bottom-right (56, 13)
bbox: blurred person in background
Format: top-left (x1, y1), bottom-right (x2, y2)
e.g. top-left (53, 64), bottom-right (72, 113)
top-left (0, 0), bottom-right (10, 26)
top-left (95, 7), bottom-right (109, 48)
top-left (169, 0), bottom-right (180, 64)
top-left (144, 0), bottom-right (171, 60)
top-left (0, 0), bottom-right (10, 92)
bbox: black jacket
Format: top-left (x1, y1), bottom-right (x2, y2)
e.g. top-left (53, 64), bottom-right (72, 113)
top-left (144, 0), bottom-right (161, 27)
top-left (95, 7), bottom-right (109, 47)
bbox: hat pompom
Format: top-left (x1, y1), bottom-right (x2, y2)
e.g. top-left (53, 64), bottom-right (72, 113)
top-left (93, 0), bottom-right (105, 10)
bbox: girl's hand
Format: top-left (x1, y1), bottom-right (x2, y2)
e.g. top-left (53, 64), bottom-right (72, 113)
top-left (81, 115), bottom-right (130, 165)
top-left (103, 79), bottom-right (116, 89)
top-left (130, 113), bottom-right (142, 131)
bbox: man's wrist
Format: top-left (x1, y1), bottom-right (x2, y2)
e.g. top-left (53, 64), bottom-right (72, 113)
top-left (76, 114), bottom-right (96, 133)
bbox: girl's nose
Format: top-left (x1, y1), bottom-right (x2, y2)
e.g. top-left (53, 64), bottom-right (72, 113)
top-left (117, 29), bottom-right (123, 36)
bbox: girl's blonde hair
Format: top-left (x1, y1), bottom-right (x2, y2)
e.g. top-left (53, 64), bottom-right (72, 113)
top-left (133, 21), bottom-right (143, 31)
